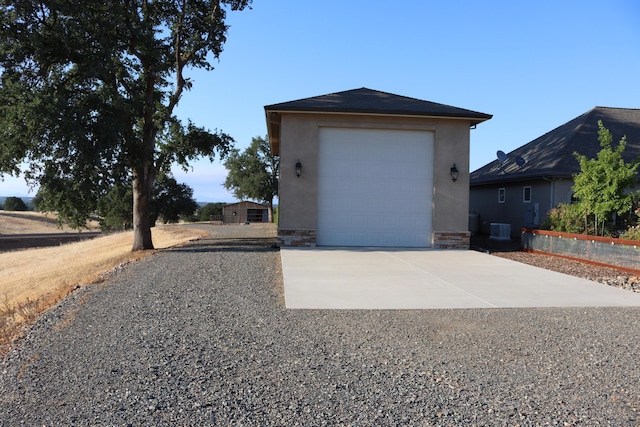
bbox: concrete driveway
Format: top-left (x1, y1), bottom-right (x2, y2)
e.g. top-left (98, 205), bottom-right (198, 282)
top-left (280, 247), bottom-right (640, 309)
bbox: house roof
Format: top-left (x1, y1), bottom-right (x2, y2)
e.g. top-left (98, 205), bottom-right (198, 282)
top-left (470, 107), bottom-right (640, 186)
top-left (264, 88), bottom-right (492, 155)
top-left (223, 201), bottom-right (268, 209)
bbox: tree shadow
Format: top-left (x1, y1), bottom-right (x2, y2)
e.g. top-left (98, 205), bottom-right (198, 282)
top-left (0, 211), bottom-right (59, 225)
top-left (165, 237), bottom-right (279, 253)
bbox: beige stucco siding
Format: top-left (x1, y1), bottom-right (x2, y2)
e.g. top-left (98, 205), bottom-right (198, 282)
top-left (431, 121), bottom-right (470, 233)
top-left (278, 114), bottom-right (319, 230)
top-left (277, 112), bottom-right (472, 244)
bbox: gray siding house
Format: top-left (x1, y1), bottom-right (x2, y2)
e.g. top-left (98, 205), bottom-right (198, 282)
top-left (470, 107), bottom-right (640, 236)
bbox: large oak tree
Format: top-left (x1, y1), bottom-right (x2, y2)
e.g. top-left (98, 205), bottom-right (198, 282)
top-left (0, 0), bottom-right (251, 250)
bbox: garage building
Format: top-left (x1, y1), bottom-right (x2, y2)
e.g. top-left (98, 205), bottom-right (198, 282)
top-left (265, 88), bottom-right (491, 248)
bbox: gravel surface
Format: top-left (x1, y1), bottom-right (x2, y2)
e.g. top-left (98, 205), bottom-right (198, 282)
top-left (2, 224), bottom-right (640, 425)
top-left (493, 251), bottom-right (640, 293)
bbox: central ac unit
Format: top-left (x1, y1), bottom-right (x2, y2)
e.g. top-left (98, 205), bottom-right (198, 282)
top-left (490, 223), bottom-right (511, 240)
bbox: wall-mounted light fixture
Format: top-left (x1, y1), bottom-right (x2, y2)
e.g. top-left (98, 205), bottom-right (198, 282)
top-left (450, 164), bottom-right (459, 182)
top-left (295, 160), bottom-right (302, 178)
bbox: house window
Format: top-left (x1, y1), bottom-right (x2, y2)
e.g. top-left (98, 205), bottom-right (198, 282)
top-left (498, 188), bottom-right (505, 203)
top-left (523, 186), bottom-right (532, 203)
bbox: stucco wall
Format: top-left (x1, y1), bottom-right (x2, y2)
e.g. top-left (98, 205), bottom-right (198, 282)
top-left (277, 113), bottom-right (473, 247)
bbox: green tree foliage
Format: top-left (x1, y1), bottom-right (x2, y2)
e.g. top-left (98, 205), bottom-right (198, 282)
top-left (2, 196), bottom-right (27, 211)
top-left (572, 121), bottom-right (639, 236)
top-left (543, 203), bottom-right (592, 234)
top-left (35, 182), bottom-right (101, 229)
top-left (0, 0), bottom-right (252, 250)
top-left (150, 175), bottom-right (198, 224)
top-left (198, 202), bottom-right (226, 221)
top-left (97, 184), bottom-right (133, 232)
top-left (224, 136), bottom-right (279, 215)
top-left (96, 177), bottom-right (197, 231)
top-left (31, 192), bottom-right (43, 212)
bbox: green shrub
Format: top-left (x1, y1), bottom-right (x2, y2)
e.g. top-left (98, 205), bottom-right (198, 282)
top-left (620, 225), bottom-right (640, 241)
top-left (544, 203), bottom-right (588, 234)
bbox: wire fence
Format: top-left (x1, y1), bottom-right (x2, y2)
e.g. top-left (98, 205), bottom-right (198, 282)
top-left (521, 228), bottom-right (640, 274)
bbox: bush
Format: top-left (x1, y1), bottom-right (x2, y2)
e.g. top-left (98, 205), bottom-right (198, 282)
top-left (543, 203), bottom-right (588, 234)
top-left (3, 196), bottom-right (28, 211)
top-left (620, 225), bottom-right (640, 241)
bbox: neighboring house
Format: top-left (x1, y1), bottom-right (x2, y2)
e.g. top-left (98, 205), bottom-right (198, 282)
top-left (222, 201), bottom-right (271, 224)
top-left (264, 87), bottom-right (491, 248)
top-left (470, 107), bottom-right (640, 236)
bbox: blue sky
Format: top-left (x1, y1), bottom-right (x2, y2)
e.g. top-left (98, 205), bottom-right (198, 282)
top-left (2, 0), bottom-right (639, 202)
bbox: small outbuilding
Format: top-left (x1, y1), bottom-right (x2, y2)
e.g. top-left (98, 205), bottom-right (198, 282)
top-left (222, 201), bottom-right (271, 224)
top-left (265, 88), bottom-right (491, 248)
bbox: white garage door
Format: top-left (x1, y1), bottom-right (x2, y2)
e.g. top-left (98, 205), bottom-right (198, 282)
top-left (317, 127), bottom-right (434, 247)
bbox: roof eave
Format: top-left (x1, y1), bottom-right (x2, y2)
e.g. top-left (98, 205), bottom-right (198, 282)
top-left (265, 110), bottom-right (281, 155)
top-left (470, 172), bottom-right (575, 186)
top-left (265, 108), bottom-right (491, 155)
top-left (265, 107), bottom-right (491, 124)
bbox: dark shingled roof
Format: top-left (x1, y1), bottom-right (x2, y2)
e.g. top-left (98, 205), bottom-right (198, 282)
top-left (265, 87), bottom-right (492, 123)
top-left (470, 107), bottom-right (640, 186)
top-left (265, 88), bottom-right (492, 155)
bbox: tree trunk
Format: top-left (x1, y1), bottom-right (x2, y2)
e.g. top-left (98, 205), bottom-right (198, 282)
top-left (131, 167), bottom-right (155, 251)
top-left (267, 197), bottom-right (274, 223)
top-left (132, 62), bottom-right (159, 251)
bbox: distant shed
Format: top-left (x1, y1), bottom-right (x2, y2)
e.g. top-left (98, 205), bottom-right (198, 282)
top-left (222, 201), bottom-right (271, 224)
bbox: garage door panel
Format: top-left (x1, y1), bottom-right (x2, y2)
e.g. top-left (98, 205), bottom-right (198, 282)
top-left (366, 215), bottom-right (383, 227)
top-left (318, 128), bottom-right (433, 247)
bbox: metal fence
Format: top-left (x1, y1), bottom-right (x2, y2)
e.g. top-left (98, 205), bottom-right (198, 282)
top-left (521, 228), bottom-right (640, 273)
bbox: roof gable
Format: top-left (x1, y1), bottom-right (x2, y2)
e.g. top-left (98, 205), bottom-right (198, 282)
top-left (470, 107), bottom-right (640, 185)
top-left (265, 88), bottom-right (492, 155)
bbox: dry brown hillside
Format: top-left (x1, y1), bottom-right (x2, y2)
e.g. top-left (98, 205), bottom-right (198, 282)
top-left (0, 211), bottom-right (101, 234)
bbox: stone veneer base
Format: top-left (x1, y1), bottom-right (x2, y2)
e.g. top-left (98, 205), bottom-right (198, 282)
top-left (278, 229), bottom-right (469, 249)
top-left (433, 231), bottom-right (470, 249)
top-left (277, 229), bottom-right (316, 247)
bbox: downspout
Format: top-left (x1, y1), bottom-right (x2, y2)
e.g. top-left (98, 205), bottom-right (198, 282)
top-left (543, 176), bottom-right (555, 208)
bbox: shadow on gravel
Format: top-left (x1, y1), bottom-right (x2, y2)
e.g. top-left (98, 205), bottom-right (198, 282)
top-left (166, 237), bottom-right (279, 253)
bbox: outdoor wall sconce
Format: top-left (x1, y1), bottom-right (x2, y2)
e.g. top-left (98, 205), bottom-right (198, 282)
top-left (295, 160), bottom-right (302, 178)
top-left (450, 164), bottom-right (459, 182)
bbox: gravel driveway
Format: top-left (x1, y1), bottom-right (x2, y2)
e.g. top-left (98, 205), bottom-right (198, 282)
top-left (2, 224), bottom-right (640, 425)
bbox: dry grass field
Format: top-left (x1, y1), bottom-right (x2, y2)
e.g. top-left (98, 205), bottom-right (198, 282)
top-left (0, 210), bottom-right (101, 234)
top-left (0, 211), bottom-right (210, 349)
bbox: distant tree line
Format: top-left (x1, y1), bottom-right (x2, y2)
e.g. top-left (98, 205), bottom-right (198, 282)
top-left (2, 196), bottom-right (29, 211)
top-left (2, 177), bottom-right (228, 232)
